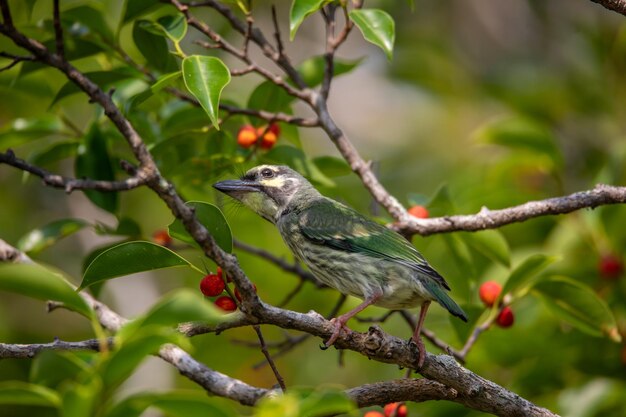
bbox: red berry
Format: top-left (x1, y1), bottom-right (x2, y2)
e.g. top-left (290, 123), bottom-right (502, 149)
top-left (152, 229), bottom-right (172, 247)
top-left (479, 281), bottom-right (502, 307)
top-left (256, 126), bottom-right (277, 150)
top-left (599, 254), bottom-right (623, 280)
top-left (214, 295), bottom-right (237, 312)
top-left (237, 125), bottom-right (258, 149)
top-left (383, 402), bottom-right (407, 417)
top-left (496, 307), bottom-right (514, 328)
top-left (234, 283), bottom-right (257, 302)
top-left (199, 274), bottom-right (225, 297)
top-left (267, 122), bottom-right (280, 136)
top-left (364, 412), bottom-right (385, 417)
top-left (408, 205), bottom-right (429, 219)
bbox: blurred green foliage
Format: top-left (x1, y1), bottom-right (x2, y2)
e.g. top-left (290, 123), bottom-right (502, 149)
top-left (1, 0), bottom-right (626, 416)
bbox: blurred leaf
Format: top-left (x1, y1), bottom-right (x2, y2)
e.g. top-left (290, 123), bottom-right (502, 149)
top-left (450, 304), bottom-right (483, 344)
top-left (182, 55), bottom-right (231, 130)
top-left (62, 5), bottom-right (114, 42)
top-left (533, 276), bottom-right (621, 342)
top-left (123, 0), bottom-right (161, 23)
top-left (75, 123), bottom-right (118, 214)
top-left (297, 56), bottom-right (363, 87)
top-left (94, 217), bottom-right (142, 237)
top-left (105, 391), bottom-right (234, 417)
top-left (289, 0), bottom-right (326, 40)
top-left (264, 145), bottom-right (335, 187)
top-left (0, 263), bottom-right (91, 318)
top-left (60, 375), bottom-right (101, 417)
top-left (151, 71), bottom-right (182, 93)
top-left (118, 289), bottom-right (227, 341)
top-left (502, 254), bottom-right (557, 300)
top-left (168, 201), bottom-right (233, 253)
top-left (100, 329), bottom-right (182, 389)
top-left (472, 116), bottom-right (562, 167)
top-left (0, 381), bottom-right (61, 407)
top-left (31, 351), bottom-right (91, 388)
top-left (17, 218), bottom-right (89, 254)
top-left (51, 68), bottom-right (139, 106)
top-left (426, 184), bottom-right (454, 216)
top-left (349, 9), bottom-right (395, 60)
top-left (247, 80), bottom-right (294, 115)
top-left (0, 115), bottom-right (66, 148)
top-left (406, 192), bottom-right (429, 207)
top-left (462, 230), bottom-right (510, 267)
top-left (255, 387), bottom-right (355, 417)
top-left (132, 20), bottom-right (177, 73)
top-left (313, 156), bottom-right (351, 177)
top-left (80, 241), bottom-right (195, 290)
top-left (31, 142), bottom-right (80, 167)
top-left (138, 14), bottom-right (187, 43)
top-left (441, 233), bottom-right (476, 281)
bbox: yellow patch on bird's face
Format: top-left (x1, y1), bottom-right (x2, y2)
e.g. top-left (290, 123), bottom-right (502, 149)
top-left (259, 176), bottom-right (287, 189)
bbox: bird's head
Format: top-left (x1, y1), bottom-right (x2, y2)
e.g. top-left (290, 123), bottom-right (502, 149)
top-left (213, 165), bottom-right (317, 222)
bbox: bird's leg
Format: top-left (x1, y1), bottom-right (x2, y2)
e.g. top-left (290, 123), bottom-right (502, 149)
top-left (411, 300), bottom-right (431, 368)
top-left (323, 293), bottom-right (381, 349)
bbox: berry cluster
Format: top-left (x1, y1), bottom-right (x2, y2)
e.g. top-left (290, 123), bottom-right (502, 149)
top-left (237, 123), bottom-right (280, 150)
top-left (199, 267), bottom-right (256, 312)
top-left (364, 402), bottom-right (408, 417)
top-left (478, 281), bottom-right (514, 328)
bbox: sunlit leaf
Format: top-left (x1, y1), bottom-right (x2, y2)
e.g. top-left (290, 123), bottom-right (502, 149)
top-left (0, 381), bottom-right (61, 407)
top-left (289, 0), bottom-right (326, 40)
top-left (0, 263), bottom-right (91, 318)
top-left (80, 241), bottom-right (195, 290)
top-left (138, 14), bottom-right (187, 43)
top-left (168, 201), bottom-right (233, 253)
top-left (349, 9), bottom-right (395, 60)
top-left (182, 55), bottom-right (231, 130)
top-left (533, 276), bottom-right (621, 342)
top-left (18, 218), bottom-right (89, 254)
top-left (501, 254), bottom-right (556, 300)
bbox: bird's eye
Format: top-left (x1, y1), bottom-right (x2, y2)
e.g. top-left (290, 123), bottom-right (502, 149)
top-left (260, 168), bottom-right (274, 178)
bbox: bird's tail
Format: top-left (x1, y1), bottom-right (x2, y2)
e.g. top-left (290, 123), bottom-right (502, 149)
top-left (426, 282), bottom-right (468, 322)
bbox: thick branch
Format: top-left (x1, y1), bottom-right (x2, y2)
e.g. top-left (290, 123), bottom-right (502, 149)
top-left (392, 184), bottom-right (626, 236)
top-left (590, 0), bottom-right (626, 15)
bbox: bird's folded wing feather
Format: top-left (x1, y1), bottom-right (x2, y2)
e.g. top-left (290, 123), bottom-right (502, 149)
top-left (298, 200), bottom-right (451, 290)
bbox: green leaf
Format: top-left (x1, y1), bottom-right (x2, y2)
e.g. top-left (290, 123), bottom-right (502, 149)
top-left (168, 201), bottom-right (233, 253)
top-left (17, 219), bottom-right (89, 254)
top-left (441, 233), bottom-right (476, 281)
top-left (349, 9), bottom-right (395, 60)
top-left (62, 5), bottom-right (114, 42)
top-left (105, 391), bottom-right (235, 417)
top-left (51, 68), bottom-right (139, 107)
top-left (138, 14), bottom-right (187, 43)
top-left (79, 241), bottom-right (196, 291)
top-left (472, 116), bottom-right (562, 166)
top-left (75, 123), bottom-right (118, 214)
top-left (263, 145), bottom-right (335, 187)
top-left (450, 304), bottom-right (483, 344)
top-left (501, 254), bottom-right (557, 300)
top-left (0, 263), bottom-right (91, 318)
top-left (182, 55), bottom-right (231, 130)
top-left (533, 276), bottom-right (621, 342)
top-left (0, 381), bottom-right (61, 407)
top-left (31, 142), bottom-right (80, 167)
top-left (31, 351), bottom-right (91, 387)
top-left (289, 0), bottom-right (327, 40)
top-left (256, 387), bottom-right (355, 417)
top-left (60, 375), bottom-right (101, 417)
top-left (247, 80), bottom-right (294, 114)
top-left (0, 115), bottom-right (66, 149)
top-left (151, 71), bottom-right (182, 94)
top-left (94, 217), bottom-right (142, 237)
top-left (132, 20), bottom-right (177, 73)
top-left (312, 156), bottom-right (351, 177)
top-left (297, 55), bottom-right (363, 87)
top-left (123, 0), bottom-right (161, 22)
top-left (462, 230), bottom-right (510, 267)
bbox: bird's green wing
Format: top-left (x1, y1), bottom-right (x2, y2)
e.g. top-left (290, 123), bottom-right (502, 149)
top-left (298, 199), bottom-right (450, 290)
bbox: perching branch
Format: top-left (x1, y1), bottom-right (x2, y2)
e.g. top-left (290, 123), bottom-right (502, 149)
top-left (589, 0), bottom-right (626, 16)
top-left (0, 338), bottom-right (110, 358)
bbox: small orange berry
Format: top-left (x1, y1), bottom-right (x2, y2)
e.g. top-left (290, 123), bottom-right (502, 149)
top-left (152, 229), bottom-right (172, 247)
top-left (267, 122), bottom-right (280, 136)
top-left (256, 126), bottom-right (278, 150)
top-left (408, 205), bottom-right (429, 219)
top-left (479, 281), bottom-right (502, 307)
top-left (237, 125), bottom-right (258, 148)
top-left (364, 412), bottom-right (385, 417)
top-left (384, 402), bottom-right (408, 417)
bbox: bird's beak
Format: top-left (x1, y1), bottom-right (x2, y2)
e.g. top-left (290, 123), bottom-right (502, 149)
top-left (213, 179), bottom-right (260, 194)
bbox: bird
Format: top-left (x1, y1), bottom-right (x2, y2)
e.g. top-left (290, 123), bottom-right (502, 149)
top-left (213, 165), bottom-right (467, 367)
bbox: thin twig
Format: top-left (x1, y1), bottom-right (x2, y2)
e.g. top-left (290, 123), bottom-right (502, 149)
top-left (52, 0), bottom-right (64, 59)
top-left (252, 325), bottom-right (287, 391)
top-left (0, 51), bottom-right (35, 71)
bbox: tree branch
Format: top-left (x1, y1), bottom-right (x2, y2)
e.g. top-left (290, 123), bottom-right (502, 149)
top-left (52, 0), bottom-right (64, 59)
top-left (589, 0), bottom-right (626, 15)
top-left (0, 338), bottom-right (111, 359)
top-left (0, 51), bottom-right (35, 71)
top-left (391, 183), bottom-right (626, 236)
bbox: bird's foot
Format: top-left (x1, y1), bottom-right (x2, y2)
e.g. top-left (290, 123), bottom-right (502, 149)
top-left (409, 335), bottom-right (426, 369)
top-left (321, 317), bottom-right (350, 350)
